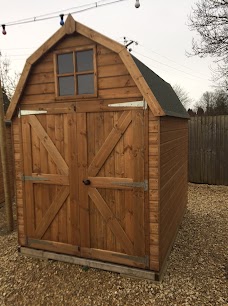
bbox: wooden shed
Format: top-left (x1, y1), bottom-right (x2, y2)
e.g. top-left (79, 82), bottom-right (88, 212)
top-left (0, 121), bottom-right (14, 205)
top-left (6, 15), bottom-right (189, 281)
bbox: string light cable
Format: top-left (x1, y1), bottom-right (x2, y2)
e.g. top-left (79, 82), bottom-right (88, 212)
top-left (0, 0), bottom-right (128, 34)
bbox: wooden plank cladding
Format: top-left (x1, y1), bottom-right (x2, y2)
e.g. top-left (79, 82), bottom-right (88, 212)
top-left (15, 109), bottom-right (147, 265)
top-left (98, 75), bottom-right (136, 90)
top-left (148, 111), bottom-right (160, 271)
top-left (98, 64), bottom-right (129, 78)
top-left (159, 116), bottom-right (188, 267)
top-left (55, 34), bottom-right (94, 50)
top-left (97, 53), bottom-right (122, 66)
top-left (0, 123), bottom-right (14, 204)
top-left (12, 118), bottom-right (26, 245)
top-left (27, 73), bottom-right (54, 86)
top-left (8, 15), bottom-right (190, 280)
top-left (20, 35), bottom-right (142, 106)
top-left (24, 83), bottom-right (55, 96)
top-left (96, 46), bottom-right (140, 101)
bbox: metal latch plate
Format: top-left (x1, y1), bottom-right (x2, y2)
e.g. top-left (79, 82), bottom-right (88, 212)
top-left (111, 180), bottom-right (148, 191)
top-left (19, 110), bottom-right (47, 117)
top-left (21, 175), bottom-right (48, 181)
top-left (108, 100), bottom-right (147, 109)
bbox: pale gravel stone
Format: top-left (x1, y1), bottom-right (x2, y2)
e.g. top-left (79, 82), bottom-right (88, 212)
top-left (0, 183), bottom-right (227, 305)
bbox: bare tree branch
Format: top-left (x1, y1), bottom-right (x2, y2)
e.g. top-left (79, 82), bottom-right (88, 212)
top-left (173, 84), bottom-right (193, 109)
top-left (0, 55), bottom-right (20, 108)
top-left (188, 0), bottom-right (228, 87)
top-left (193, 89), bottom-right (228, 115)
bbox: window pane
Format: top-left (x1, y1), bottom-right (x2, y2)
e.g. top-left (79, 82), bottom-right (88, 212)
top-left (59, 76), bottom-right (75, 96)
top-left (76, 50), bottom-right (93, 72)
top-left (57, 53), bottom-right (74, 74)
top-left (77, 74), bottom-right (94, 95)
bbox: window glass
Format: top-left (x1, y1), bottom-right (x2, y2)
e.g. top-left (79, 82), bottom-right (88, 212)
top-left (76, 50), bottom-right (93, 72)
top-left (57, 53), bottom-right (74, 74)
top-left (77, 74), bottom-right (94, 95)
top-left (59, 76), bottom-right (75, 96)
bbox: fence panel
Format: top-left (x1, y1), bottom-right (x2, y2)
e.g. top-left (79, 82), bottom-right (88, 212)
top-left (189, 115), bottom-right (228, 185)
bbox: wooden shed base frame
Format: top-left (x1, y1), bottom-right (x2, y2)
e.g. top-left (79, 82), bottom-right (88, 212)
top-left (19, 247), bottom-right (163, 282)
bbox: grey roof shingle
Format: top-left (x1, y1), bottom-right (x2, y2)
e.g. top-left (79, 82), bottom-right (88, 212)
top-left (132, 55), bottom-right (189, 119)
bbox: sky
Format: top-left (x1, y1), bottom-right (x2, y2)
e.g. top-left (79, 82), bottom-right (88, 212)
top-left (0, 0), bottom-right (218, 107)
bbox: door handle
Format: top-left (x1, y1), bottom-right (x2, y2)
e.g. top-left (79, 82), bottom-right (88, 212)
top-left (83, 179), bottom-right (91, 185)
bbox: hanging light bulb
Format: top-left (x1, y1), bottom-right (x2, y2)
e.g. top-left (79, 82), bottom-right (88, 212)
top-left (59, 14), bottom-right (65, 26)
top-left (2, 25), bottom-right (6, 35)
top-left (135, 0), bottom-right (140, 8)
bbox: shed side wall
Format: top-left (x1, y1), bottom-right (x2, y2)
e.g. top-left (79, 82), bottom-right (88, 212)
top-left (148, 111), bottom-right (160, 272)
top-left (159, 116), bottom-right (188, 268)
top-left (0, 124), bottom-right (14, 204)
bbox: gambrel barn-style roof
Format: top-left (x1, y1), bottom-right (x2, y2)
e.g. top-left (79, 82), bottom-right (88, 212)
top-left (6, 14), bottom-right (188, 121)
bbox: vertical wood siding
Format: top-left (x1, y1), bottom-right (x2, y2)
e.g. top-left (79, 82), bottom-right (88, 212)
top-left (0, 123), bottom-right (14, 204)
top-left (15, 110), bottom-right (148, 269)
top-left (14, 33), bottom-right (145, 261)
top-left (159, 117), bottom-right (188, 268)
top-left (189, 115), bottom-right (228, 186)
top-left (9, 30), bottom-right (191, 273)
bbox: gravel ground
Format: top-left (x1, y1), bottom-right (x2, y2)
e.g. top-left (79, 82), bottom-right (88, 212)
top-left (0, 183), bottom-right (227, 306)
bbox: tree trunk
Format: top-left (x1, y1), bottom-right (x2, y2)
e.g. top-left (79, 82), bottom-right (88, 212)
top-left (0, 78), bottom-right (13, 231)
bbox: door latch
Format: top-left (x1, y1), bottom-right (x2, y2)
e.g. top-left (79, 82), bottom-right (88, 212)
top-left (83, 179), bottom-right (91, 185)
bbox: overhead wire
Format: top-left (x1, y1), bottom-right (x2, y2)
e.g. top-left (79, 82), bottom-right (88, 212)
top-left (122, 36), bottom-right (210, 79)
top-left (1, 3), bottom-right (212, 85)
top-left (0, 0), bottom-right (127, 62)
top-left (115, 40), bottom-right (201, 82)
top-left (137, 42), bottom-right (209, 78)
top-left (131, 50), bottom-right (211, 82)
top-left (1, 0), bottom-right (127, 27)
top-left (3, 54), bottom-right (30, 57)
top-left (132, 49), bottom-right (210, 81)
top-left (0, 47), bottom-right (33, 51)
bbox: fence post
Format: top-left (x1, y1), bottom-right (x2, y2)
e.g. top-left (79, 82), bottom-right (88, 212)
top-left (0, 78), bottom-right (13, 231)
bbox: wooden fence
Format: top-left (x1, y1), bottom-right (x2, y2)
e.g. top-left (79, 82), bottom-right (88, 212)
top-left (189, 115), bottom-right (228, 185)
top-left (0, 122), bottom-right (14, 204)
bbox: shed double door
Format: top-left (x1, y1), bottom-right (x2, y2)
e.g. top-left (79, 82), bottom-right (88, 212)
top-left (21, 108), bottom-right (148, 268)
